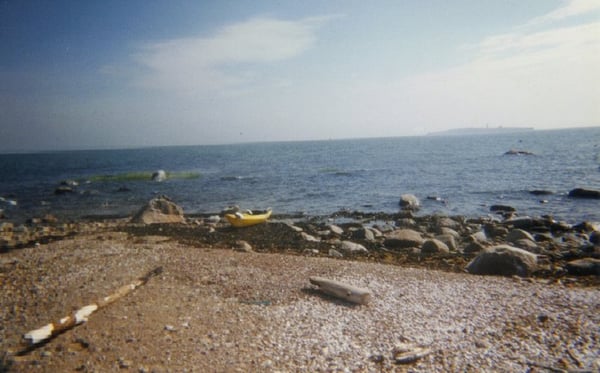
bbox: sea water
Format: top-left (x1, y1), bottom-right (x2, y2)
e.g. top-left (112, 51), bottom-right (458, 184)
top-left (0, 127), bottom-right (598, 223)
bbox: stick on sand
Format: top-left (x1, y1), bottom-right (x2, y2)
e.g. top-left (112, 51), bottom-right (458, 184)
top-left (21, 266), bottom-right (163, 347)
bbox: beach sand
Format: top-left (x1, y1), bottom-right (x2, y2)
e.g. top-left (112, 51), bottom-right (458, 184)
top-left (1, 226), bottom-right (599, 372)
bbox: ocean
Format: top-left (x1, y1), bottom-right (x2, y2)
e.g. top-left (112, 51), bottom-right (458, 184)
top-left (0, 128), bottom-right (599, 224)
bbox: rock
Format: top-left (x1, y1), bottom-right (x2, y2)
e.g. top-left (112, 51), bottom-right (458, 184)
top-left (301, 232), bottom-right (320, 242)
top-left (466, 244), bottom-right (538, 277)
top-left (384, 229), bottom-right (424, 249)
top-left (590, 231), bottom-right (600, 245)
top-left (565, 258), bottom-right (600, 276)
top-left (131, 196), bottom-right (185, 224)
top-left (572, 221), bottom-right (600, 233)
top-left (513, 239), bottom-right (539, 253)
top-left (151, 170), bottom-right (167, 182)
top-left (529, 190), bottom-right (554, 195)
top-left (435, 217), bottom-right (461, 231)
top-left (328, 225), bottom-right (344, 236)
top-left (54, 186), bottom-right (75, 195)
top-left (328, 249), bottom-right (343, 258)
top-left (504, 149), bottom-right (534, 155)
top-left (470, 231), bottom-right (488, 243)
top-left (351, 227), bottom-right (375, 242)
top-left (233, 240), bottom-right (253, 253)
top-left (399, 194), bottom-right (420, 210)
top-left (421, 239), bottom-right (450, 254)
top-left (339, 241), bottom-right (368, 253)
top-left (506, 229), bottom-right (535, 244)
top-left (568, 188), bottom-right (600, 199)
top-left (434, 234), bottom-right (457, 251)
top-left (483, 224), bottom-right (508, 239)
top-left (502, 217), bottom-right (546, 230)
top-left (490, 205), bottom-right (516, 213)
top-left (439, 227), bottom-right (460, 239)
top-left (463, 241), bottom-right (486, 254)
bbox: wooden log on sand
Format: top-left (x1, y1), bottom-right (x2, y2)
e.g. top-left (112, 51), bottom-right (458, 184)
top-left (309, 276), bottom-right (372, 305)
top-left (20, 266), bottom-right (163, 348)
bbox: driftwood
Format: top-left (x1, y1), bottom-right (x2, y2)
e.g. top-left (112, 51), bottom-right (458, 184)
top-left (21, 266), bottom-right (163, 348)
top-left (309, 276), bottom-right (372, 305)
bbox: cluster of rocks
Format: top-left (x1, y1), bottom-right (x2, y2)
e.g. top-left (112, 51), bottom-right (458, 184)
top-left (0, 216), bottom-right (81, 251)
top-left (3, 194), bottom-right (599, 283)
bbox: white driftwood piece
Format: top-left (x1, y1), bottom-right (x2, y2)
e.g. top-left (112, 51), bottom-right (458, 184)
top-left (309, 276), bottom-right (372, 305)
top-left (22, 266), bottom-right (163, 346)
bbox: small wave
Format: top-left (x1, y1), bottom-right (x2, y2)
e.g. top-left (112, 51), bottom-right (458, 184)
top-left (220, 176), bottom-right (243, 181)
top-left (318, 168), bottom-right (355, 176)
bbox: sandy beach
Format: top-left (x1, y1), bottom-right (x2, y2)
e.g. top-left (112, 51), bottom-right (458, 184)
top-left (1, 218), bottom-right (599, 372)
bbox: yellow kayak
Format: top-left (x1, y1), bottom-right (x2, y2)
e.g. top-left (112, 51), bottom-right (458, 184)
top-left (225, 208), bottom-right (272, 228)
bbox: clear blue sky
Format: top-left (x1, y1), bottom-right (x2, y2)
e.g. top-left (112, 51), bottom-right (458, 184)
top-left (1, 0), bottom-right (599, 151)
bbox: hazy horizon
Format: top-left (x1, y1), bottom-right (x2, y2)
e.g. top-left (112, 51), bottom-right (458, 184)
top-left (1, 1), bottom-right (599, 152)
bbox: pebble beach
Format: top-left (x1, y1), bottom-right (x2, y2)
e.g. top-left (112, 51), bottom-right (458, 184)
top-left (1, 197), bottom-right (599, 372)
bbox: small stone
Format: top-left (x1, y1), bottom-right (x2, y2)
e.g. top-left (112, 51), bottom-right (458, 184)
top-left (328, 249), bottom-right (343, 258)
top-left (233, 240), bottom-right (253, 253)
top-left (328, 225), bottom-right (344, 235)
top-left (117, 357), bottom-right (131, 369)
top-left (301, 232), bottom-right (320, 242)
top-left (164, 325), bottom-right (176, 332)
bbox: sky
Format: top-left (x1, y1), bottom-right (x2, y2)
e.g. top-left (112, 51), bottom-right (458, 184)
top-left (0, 0), bottom-right (599, 152)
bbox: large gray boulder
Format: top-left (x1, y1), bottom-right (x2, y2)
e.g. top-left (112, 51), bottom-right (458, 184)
top-left (131, 196), bottom-right (185, 224)
top-left (399, 194), bottom-right (420, 210)
top-left (384, 229), bottom-right (424, 249)
top-left (466, 244), bottom-right (538, 277)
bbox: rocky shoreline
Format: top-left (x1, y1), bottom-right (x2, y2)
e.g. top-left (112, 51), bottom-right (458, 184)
top-left (1, 195), bottom-right (599, 371)
top-left (2, 195), bottom-right (599, 286)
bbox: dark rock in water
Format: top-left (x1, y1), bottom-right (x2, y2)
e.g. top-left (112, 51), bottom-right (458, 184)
top-left (490, 205), bottom-right (516, 213)
top-left (131, 195), bottom-right (184, 224)
top-left (60, 180), bottom-right (79, 187)
top-left (529, 190), bottom-right (553, 195)
top-left (565, 258), bottom-right (600, 276)
top-left (568, 188), bottom-right (600, 199)
top-left (466, 245), bottom-right (538, 277)
top-left (399, 194), bottom-right (420, 210)
top-left (504, 149), bottom-right (534, 156)
top-left (54, 186), bottom-right (75, 195)
top-left (384, 229), bottom-right (424, 249)
top-left (116, 186), bottom-right (131, 193)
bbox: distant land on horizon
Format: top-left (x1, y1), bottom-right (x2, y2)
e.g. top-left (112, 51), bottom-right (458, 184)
top-left (426, 126), bottom-right (535, 136)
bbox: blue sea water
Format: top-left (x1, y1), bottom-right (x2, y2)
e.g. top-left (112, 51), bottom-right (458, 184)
top-left (0, 128), bottom-right (599, 224)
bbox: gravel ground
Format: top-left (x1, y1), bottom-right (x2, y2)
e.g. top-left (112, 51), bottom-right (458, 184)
top-left (1, 231), bottom-right (599, 372)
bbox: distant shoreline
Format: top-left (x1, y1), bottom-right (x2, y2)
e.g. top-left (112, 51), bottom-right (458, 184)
top-left (427, 126), bottom-right (534, 136)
